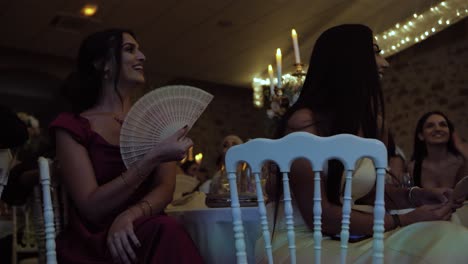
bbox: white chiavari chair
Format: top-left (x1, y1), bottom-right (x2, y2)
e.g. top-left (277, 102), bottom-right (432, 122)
top-left (36, 157), bottom-right (57, 264)
top-left (225, 132), bottom-right (387, 264)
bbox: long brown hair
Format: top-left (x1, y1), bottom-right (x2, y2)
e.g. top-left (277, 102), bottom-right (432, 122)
top-left (61, 29), bottom-right (136, 113)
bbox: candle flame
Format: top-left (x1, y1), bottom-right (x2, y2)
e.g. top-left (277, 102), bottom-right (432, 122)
top-left (81, 4), bottom-right (98, 17)
top-left (292, 29), bottom-right (297, 37)
top-left (276, 48), bottom-right (282, 56)
top-left (195, 153), bottom-right (203, 164)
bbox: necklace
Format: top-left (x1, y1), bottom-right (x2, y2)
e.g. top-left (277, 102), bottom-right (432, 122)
top-left (114, 116), bottom-right (124, 126)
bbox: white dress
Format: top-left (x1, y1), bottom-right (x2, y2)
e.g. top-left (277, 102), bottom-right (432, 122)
top-left (255, 158), bottom-right (468, 263)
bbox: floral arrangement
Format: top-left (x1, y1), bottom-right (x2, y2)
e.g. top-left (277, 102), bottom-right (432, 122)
top-left (266, 74), bottom-right (305, 119)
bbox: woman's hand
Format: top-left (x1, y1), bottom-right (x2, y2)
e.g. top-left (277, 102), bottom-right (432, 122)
top-left (400, 202), bottom-right (453, 226)
top-left (453, 197), bottom-right (465, 210)
top-left (412, 187), bottom-right (451, 206)
top-left (146, 126), bottom-right (193, 163)
top-left (415, 187), bottom-right (464, 211)
top-left (107, 210), bottom-right (141, 264)
top-left (453, 131), bottom-right (468, 159)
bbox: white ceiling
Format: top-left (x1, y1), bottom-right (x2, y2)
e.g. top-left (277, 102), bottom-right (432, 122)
top-left (0, 0), bottom-right (439, 88)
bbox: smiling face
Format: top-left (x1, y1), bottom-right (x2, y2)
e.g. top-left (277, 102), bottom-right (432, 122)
top-left (418, 114), bottom-right (451, 145)
top-left (373, 43), bottom-right (389, 80)
top-left (118, 32), bottom-right (146, 85)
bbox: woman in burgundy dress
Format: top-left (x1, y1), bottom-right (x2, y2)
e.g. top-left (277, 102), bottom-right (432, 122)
top-left (50, 29), bottom-right (204, 263)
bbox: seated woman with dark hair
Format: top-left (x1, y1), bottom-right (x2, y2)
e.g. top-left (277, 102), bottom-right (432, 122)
top-left (409, 111), bottom-right (467, 189)
top-left (409, 111), bottom-right (468, 226)
top-left (257, 24), bottom-right (468, 263)
top-left (51, 29), bottom-right (203, 263)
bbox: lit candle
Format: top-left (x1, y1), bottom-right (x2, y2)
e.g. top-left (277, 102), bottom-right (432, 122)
top-left (291, 29), bottom-right (301, 64)
top-left (268, 64), bottom-right (275, 97)
top-left (195, 153), bottom-right (203, 164)
top-left (276, 48), bottom-right (282, 88)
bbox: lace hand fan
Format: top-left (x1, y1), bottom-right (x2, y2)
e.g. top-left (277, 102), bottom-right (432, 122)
top-left (120, 85), bottom-right (213, 168)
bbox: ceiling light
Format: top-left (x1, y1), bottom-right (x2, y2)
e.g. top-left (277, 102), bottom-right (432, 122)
top-left (81, 4), bottom-right (98, 17)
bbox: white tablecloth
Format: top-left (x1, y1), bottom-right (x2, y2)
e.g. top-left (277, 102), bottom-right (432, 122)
top-left (166, 207), bottom-right (261, 264)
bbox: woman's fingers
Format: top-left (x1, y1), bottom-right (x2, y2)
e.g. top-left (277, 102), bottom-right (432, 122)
top-left (183, 137), bottom-right (194, 149)
top-left (454, 198), bottom-right (465, 208)
top-left (424, 203), bottom-right (445, 211)
top-left (433, 203), bottom-right (453, 220)
top-left (113, 233), bottom-right (132, 264)
top-left (429, 188), bottom-right (449, 203)
top-left (128, 228), bottom-right (141, 249)
top-left (107, 236), bottom-right (120, 263)
top-left (120, 232), bottom-right (137, 263)
top-left (173, 125), bottom-right (189, 141)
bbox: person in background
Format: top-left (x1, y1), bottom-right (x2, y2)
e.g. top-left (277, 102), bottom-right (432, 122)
top-left (0, 105), bottom-right (29, 150)
top-left (0, 106), bottom-right (29, 198)
top-left (210, 135), bottom-right (244, 194)
top-left (51, 29), bottom-right (202, 263)
top-left (258, 24), bottom-right (468, 263)
top-left (409, 111), bottom-right (467, 189)
top-left (2, 112), bottom-right (53, 206)
top-left (409, 111), bottom-right (468, 226)
top-left (0, 105), bottom-right (29, 264)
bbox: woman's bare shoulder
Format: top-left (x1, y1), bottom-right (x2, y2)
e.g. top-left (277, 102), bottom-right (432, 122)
top-left (287, 108), bottom-right (318, 134)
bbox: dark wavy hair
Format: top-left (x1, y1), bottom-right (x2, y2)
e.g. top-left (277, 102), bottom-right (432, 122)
top-left (410, 111), bottom-right (458, 186)
top-left (61, 28), bottom-right (136, 113)
top-left (274, 24), bottom-right (385, 207)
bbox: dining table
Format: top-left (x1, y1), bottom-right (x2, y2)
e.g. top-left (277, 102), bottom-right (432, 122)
top-left (166, 205), bottom-right (261, 264)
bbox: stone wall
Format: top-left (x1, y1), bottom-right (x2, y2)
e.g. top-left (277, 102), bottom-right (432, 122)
top-left (382, 17), bottom-right (468, 158)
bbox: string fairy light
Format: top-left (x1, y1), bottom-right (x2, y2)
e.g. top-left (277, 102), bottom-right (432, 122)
top-left (375, 0), bottom-right (468, 57)
top-left (253, 0), bottom-right (468, 107)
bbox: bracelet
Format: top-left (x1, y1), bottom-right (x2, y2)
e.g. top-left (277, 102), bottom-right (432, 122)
top-left (391, 214), bottom-right (401, 229)
top-left (140, 200), bottom-right (153, 215)
top-left (408, 186), bottom-right (419, 207)
top-left (137, 203), bottom-right (147, 216)
top-left (126, 207), bottom-right (139, 219)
